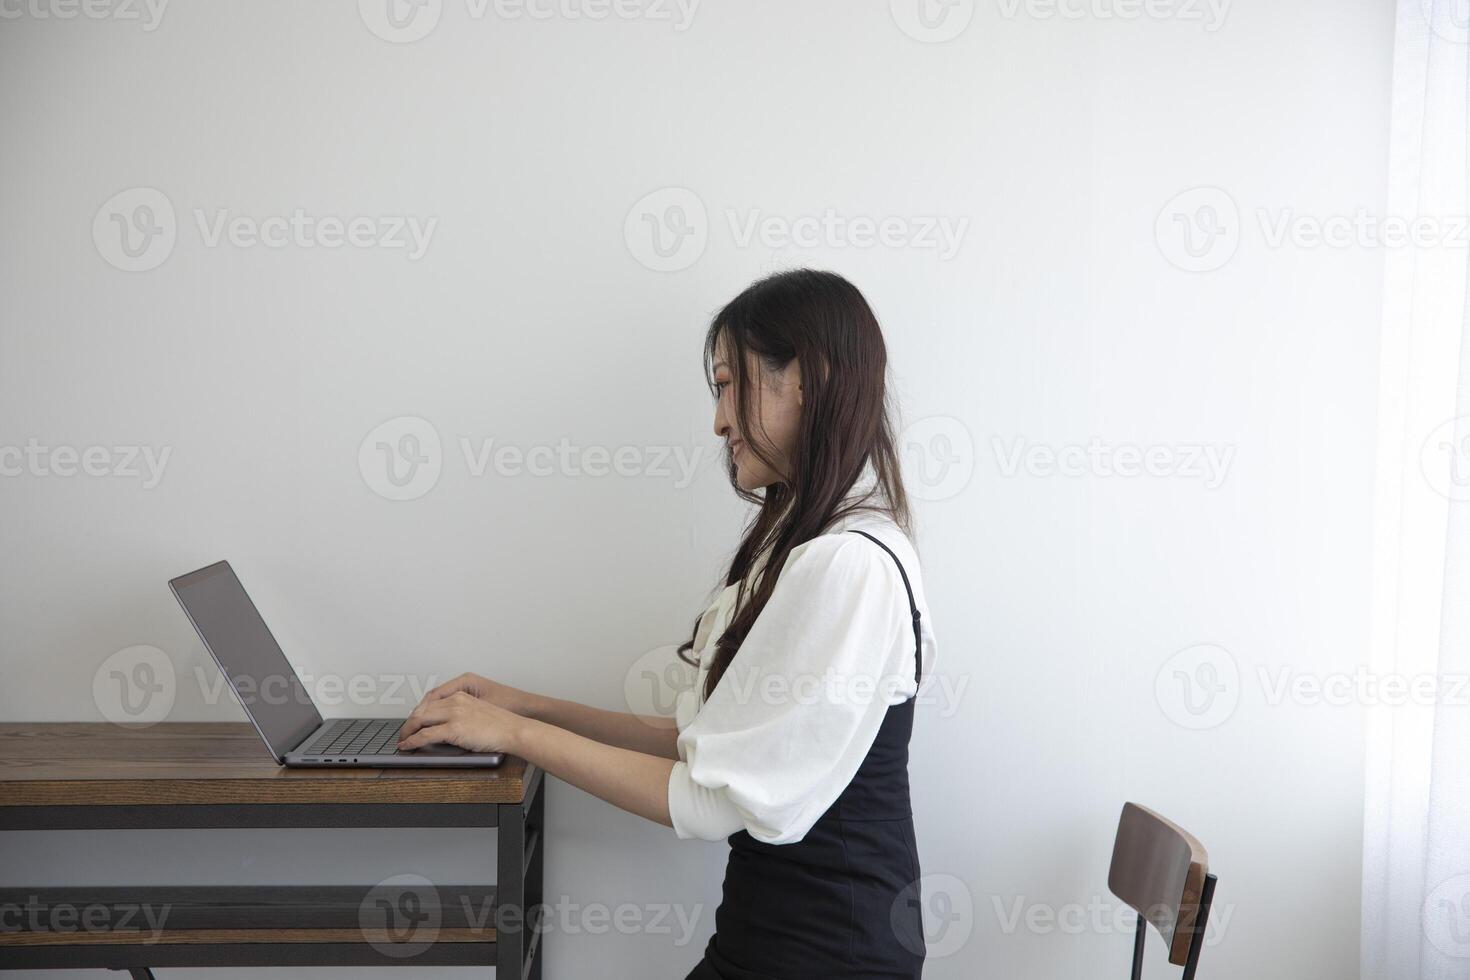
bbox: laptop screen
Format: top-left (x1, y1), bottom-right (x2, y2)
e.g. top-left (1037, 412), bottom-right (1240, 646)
top-left (169, 561), bottom-right (323, 760)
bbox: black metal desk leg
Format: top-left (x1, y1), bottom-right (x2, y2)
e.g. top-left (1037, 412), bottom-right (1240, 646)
top-left (497, 797), bottom-right (525, 979)
top-left (497, 773), bottom-right (545, 979)
top-left (524, 777), bottom-right (545, 980)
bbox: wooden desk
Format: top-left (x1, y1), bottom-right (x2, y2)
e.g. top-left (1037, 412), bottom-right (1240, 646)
top-left (0, 723), bottom-right (545, 978)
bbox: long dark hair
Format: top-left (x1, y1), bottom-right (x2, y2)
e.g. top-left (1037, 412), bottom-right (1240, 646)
top-left (680, 269), bottom-right (910, 701)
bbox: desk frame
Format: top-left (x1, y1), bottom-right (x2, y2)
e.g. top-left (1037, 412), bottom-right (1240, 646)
top-left (0, 724), bottom-right (544, 978)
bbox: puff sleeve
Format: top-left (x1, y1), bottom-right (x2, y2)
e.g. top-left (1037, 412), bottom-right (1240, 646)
top-left (667, 533), bottom-right (917, 845)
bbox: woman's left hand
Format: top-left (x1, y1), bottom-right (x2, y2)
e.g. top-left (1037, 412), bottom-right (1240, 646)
top-left (398, 691), bottom-right (524, 754)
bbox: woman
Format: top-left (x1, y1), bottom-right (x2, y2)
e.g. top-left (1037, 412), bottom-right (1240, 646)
top-left (399, 268), bottom-right (937, 979)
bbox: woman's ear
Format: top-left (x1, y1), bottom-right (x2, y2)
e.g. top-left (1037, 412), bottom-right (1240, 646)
top-left (792, 355), bottom-right (829, 407)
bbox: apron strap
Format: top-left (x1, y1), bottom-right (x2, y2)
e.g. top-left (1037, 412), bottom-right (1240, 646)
top-left (847, 530), bottom-right (923, 685)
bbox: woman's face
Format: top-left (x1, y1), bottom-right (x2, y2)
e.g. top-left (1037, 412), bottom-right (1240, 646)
top-left (711, 343), bottom-right (803, 491)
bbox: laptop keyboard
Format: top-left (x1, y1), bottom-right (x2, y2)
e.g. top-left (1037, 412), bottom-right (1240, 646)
top-left (301, 719), bottom-right (405, 758)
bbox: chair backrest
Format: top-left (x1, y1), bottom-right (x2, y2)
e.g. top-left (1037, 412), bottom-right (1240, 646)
top-left (1107, 802), bottom-right (1210, 967)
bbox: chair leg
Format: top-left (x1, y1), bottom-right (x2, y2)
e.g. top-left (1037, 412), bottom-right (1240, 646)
top-left (1131, 914), bottom-right (1146, 980)
top-left (1180, 873), bottom-right (1218, 980)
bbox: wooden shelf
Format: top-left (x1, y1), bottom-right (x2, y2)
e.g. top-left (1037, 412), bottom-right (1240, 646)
top-left (0, 885), bottom-right (500, 968)
top-left (0, 928), bottom-right (497, 947)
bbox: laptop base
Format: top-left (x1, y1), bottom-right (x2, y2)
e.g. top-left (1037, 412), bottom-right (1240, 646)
top-left (283, 718), bottom-right (505, 768)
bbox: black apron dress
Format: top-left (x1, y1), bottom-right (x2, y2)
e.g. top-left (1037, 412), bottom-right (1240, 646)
top-left (684, 529), bottom-right (927, 980)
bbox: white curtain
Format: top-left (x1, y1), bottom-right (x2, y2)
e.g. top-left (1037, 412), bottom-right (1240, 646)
top-left (1362, 1), bottom-right (1470, 978)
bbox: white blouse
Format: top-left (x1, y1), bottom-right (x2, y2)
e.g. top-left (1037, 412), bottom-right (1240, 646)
top-left (667, 511), bottom-right (938, 845)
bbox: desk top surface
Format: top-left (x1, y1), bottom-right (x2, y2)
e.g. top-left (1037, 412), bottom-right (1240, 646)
top-left (0, 723), bottom-right (533, 806)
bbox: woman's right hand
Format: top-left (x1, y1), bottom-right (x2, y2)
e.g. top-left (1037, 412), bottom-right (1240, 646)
top-left (421, 672), bottom-right (537, 718)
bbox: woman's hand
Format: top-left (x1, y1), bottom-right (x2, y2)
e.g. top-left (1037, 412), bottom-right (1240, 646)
top-left (420, 672), bottom-right (536, 716)
top-left (398, 691), bottom-right (525, 754)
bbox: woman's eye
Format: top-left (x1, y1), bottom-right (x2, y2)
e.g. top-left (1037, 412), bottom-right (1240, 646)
top-left (714, 381), bottom-right (728, 395)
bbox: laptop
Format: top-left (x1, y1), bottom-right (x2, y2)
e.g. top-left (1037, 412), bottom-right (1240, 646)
top-left (168, 560), bottom-right (503, 768)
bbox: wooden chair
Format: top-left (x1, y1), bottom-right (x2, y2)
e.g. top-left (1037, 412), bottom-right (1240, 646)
top-left (1106, 802), bottom-right (1218, 980)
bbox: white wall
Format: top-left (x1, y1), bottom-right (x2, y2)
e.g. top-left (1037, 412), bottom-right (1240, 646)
top-left (0, 1), bottom-right (1391, 977)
